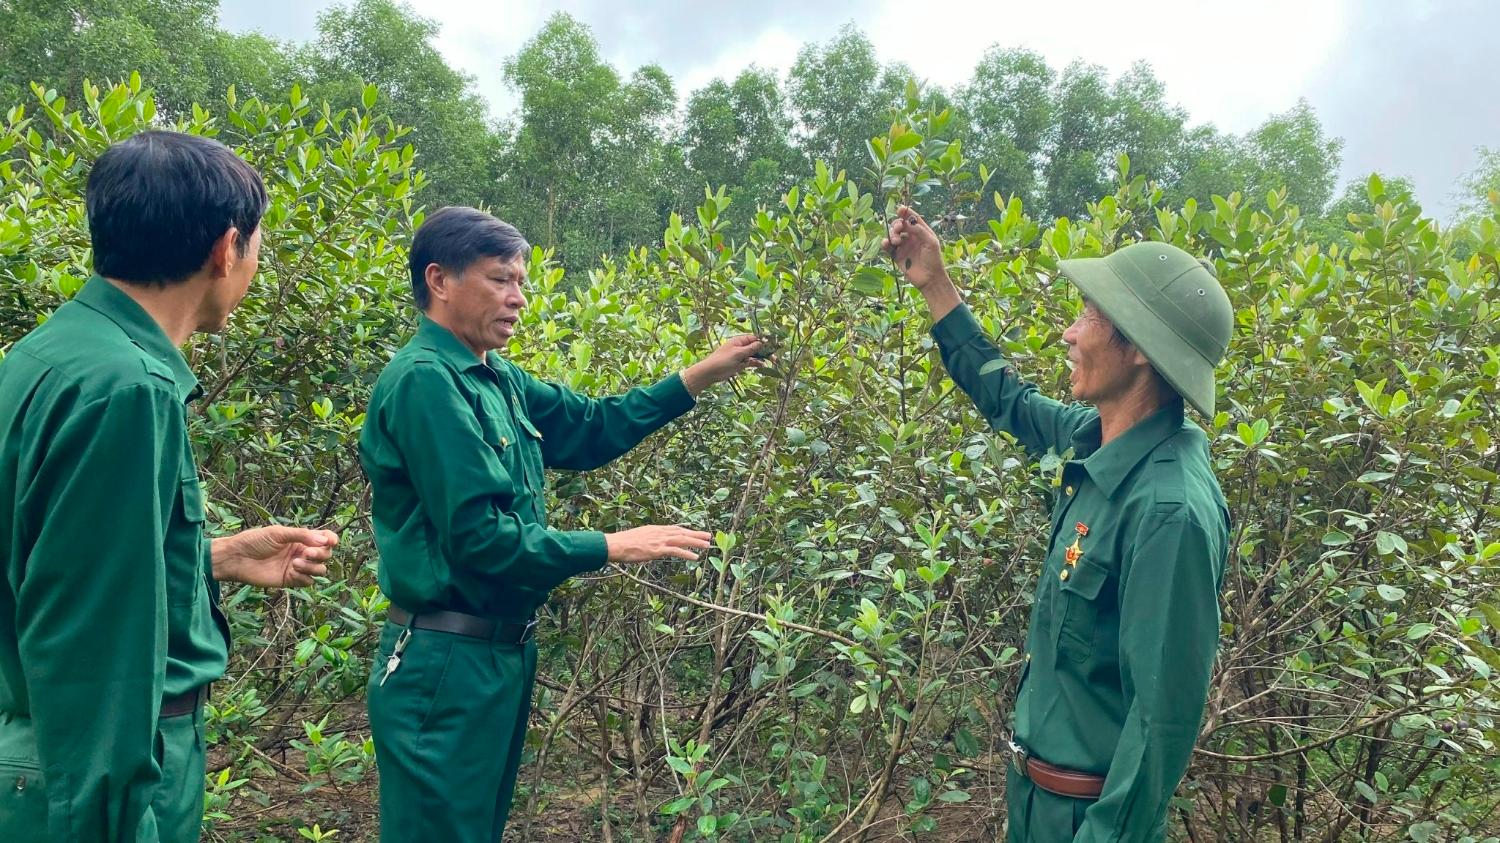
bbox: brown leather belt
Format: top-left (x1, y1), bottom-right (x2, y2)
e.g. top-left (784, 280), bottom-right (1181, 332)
top-left (388, 605), bottom-right (537, 644)
top-left (161, 686), bottom-right (207, 719)
top-left (1007, 736), bottom-right (1105, 799)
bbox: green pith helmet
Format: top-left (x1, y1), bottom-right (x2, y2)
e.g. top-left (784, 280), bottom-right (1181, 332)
top-left (1058, 242), bottom-right (1233, 417)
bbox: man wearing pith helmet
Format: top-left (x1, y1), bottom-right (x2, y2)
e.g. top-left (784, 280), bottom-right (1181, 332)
top-left (885, 206), bottom-right (1232, 842)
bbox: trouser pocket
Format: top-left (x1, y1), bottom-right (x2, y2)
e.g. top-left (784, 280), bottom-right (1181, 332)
top-left (0, 759), bottom-right (48, 839)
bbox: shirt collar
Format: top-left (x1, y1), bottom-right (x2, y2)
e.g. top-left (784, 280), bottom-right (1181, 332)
top-left (1069, 402), bottom-right (1186, 499)
top-left (73, 275), bottom-right (200, 402)
top-left (413, 315), bottom-right (499, 373)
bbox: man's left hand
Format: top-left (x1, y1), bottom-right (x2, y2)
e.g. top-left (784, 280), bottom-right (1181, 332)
top-left (680, 334), bottom-right (769, 396)
top-left (213, 525), bottom-right (339, 588)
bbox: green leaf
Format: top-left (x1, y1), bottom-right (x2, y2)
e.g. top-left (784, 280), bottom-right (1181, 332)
top-left (953, 727), bottom-right (979, 758)
top-left (662, 796), bottom-right (696, 815)
top-left (911, 776), bottom-right (931, 805)
top-left (1407, 821), bottom-right (1439, 843)
top-left (1376, 584), bottom-right (1407, 602)
top-left (1374, 531), bottom-right (1407, 556)
top-left (666, 756), bottom-right (694, 775)
top-left (1479, 603), bottom-right (1500, 631)
top-left (1268, 783), bottom-right (1287, 807)
top-left (938, 789), bottom-right (971, 803)
top-left (890, 129), bottom-right (922, 153)
top-left (851, 266), bottom-right (890, 297)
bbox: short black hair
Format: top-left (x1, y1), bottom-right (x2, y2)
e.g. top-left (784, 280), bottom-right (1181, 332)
top-left (86, 131), bottom-right (268, 286)
top-left (409, 207), bottom-right (530, 310)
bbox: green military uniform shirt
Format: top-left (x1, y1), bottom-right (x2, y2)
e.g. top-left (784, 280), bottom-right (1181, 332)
top-left (0, 276), bottom-right (229, 840)
top-left (932, 304), bottom-right (1229, 842)
top-left (359, 316), bottom-right (697, 621)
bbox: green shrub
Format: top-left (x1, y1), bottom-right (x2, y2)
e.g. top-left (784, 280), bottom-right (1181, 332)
top-left (2, 80), bottom-right (1495, 842)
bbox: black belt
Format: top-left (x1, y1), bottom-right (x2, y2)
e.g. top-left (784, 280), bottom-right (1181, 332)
top-left (161, 686), bottom-right (207, 719)
top-left (388, 605), bottom-right (537, 644)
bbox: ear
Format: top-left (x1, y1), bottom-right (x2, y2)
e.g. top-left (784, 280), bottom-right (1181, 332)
top-left (204, 227), bottom-right (241, 280)
top-left (1129, 345), bottom-right (1151, 368)
top-left (424, 262), bottom-right (452, 304)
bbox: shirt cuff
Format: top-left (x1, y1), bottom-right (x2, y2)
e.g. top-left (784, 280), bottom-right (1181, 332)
top-left (566, 530), bottom-right (611, 574)
top-left (649, 371), bottom-right (697, 416)
top-left (930, 302), bottom-right (987, 349)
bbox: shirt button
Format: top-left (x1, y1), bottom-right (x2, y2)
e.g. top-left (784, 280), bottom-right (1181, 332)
top-left (1059, 569), bottom-right (1071, 582)
top-left (501, 437), bottom-right (509, 447)
top-left (1065, 485), bottom-right (1074, 496)
top-left (13, 775), bottom-right (24, 791)
top-left (1024, 652), bottom-right (1031, 662)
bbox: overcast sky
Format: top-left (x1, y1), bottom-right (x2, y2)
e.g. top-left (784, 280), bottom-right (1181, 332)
top-left (218, 0), bottom-right (1498, 220)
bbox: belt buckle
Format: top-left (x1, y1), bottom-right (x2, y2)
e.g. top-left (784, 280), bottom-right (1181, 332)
top-left (1005, 734), bottom-right (1030, 775)
top-left (519, 616), bottom-right (539, 644)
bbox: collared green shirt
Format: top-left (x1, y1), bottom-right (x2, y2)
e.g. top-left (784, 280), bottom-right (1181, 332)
top-left (0, 276), bottom-right (229, 841)
top-left (933, 305), bottom-right (1228, 842)
top-left (360, 316), bottom-right (696, 621)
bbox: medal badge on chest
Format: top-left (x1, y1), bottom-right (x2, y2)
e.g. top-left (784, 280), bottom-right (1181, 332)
top-left (1061, 522), bottom-right (1088, 580)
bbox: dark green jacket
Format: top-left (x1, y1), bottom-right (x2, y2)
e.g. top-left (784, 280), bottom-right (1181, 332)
top-left (359, 317), bottom-right (696, 621)
top-left (0, 277), bottom-right (228, 841)
top-left (933, 304), bottom-right (1229, 842)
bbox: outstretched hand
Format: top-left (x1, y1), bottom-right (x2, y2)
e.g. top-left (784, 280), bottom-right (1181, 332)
top-left (680, 334), bottom-right (770, 396)
top-left (605, 525), bottom-right (713, 565)
top-left (213, 525), bottom-right (339, 588)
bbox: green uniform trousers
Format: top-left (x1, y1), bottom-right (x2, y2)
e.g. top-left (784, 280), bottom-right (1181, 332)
top-left (1005, 770), bottom-right (1095, 843)
top-left (153, 705), bottom-right (207, 843)
top-left (368, 621), bottom-right (538, 843)
top-left (0, 705), bottom-right (203, 842)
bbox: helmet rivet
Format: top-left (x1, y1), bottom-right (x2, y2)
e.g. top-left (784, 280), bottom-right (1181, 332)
top-left (1197, 289), bottom-right (1205, 295)
top-left (1158, 254), bottom-right (1167, 261)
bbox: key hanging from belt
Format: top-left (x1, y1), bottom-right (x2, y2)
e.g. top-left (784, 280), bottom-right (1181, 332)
top-left (380, 627), bottom-right (412, 686)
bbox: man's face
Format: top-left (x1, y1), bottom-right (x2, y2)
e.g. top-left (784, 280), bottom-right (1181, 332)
top-left (439, 254), bottom-right (529, 354)
top-left (1061, 299), bottom-right (1145, 404)
top-left (203, 225), bottom-right (261, 332)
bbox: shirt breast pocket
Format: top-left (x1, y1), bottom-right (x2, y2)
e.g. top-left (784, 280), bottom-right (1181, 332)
top-left (1056, 555), bottom-right (1113, 663)
top-left (477, 413), bottom-right (517, 460)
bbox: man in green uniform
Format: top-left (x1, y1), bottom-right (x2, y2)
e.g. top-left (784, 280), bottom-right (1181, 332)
top-left (0, 131), bottom-right (338, 842)
top-left (884, 207), bottom-right (1232, 842)
top-left (361, 206), bottom-right (766, 842)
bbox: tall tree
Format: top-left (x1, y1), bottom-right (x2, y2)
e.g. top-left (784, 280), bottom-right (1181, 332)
top-left (956, 46), bottom-right (1054, 211)
top-left (0, 0), bottom-right (222, 113)
top-left (499, 12), bottom-right (679, 268)
top-left (1166, 124), bottom-right (1251, 208)
top-left (1456, 146), bottom-right (1500, 221)
top-left (787, 24), bottom-right (908, 189)
top-left (306, 0), bottom-right (497, 208)
top-left (1108, 62), bottom-right (1188, 188)
top-left (1239, 99), bottom-right (1343, 215)
top-left (1041, 61), bottom-right (1114, 219)
top-left (681, 67), bottom-right (802, 234)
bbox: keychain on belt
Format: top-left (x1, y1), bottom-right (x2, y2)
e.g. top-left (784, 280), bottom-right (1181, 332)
top-left (380, 627), bottom-right (412, 686)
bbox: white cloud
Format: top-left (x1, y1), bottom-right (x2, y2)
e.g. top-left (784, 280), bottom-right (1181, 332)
top-left (862, 0), bottom-right (1350, 133)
